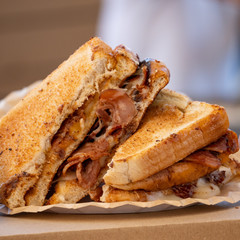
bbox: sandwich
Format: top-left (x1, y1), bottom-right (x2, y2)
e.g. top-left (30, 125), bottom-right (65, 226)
top-left (0, 37), bottom-right (170, 209)
top-left (101, 89), bottom-right (240, 202)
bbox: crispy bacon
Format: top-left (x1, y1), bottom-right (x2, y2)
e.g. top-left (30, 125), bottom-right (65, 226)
top-left (62, 141), bottom-right (109, 188)
top-left (89, 186), bottom-right (103, 202)
top-left (76, 159), bottom-right (101, 189)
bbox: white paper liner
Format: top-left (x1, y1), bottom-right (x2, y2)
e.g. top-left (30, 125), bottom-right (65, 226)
top-left (0, 82), bottom-right (240, 215)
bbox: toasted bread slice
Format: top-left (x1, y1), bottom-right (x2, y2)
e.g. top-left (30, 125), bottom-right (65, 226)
top-left (0, 37), bottom-right (138, 209)
top-left (104, 89), bottom-right (229, 186)
top-left (47, 59), bottom-right (170, 205)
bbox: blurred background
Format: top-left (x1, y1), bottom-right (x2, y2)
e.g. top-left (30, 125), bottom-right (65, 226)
top-left (0, 0), bottom-right (100, 98)
top-left (0, 0), bottom-right (239, 133)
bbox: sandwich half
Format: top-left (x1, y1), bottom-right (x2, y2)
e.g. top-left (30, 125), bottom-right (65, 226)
top-left (0, 37), bottom-right (139, 208)
top-left (0, 37), bottom-right (170, 209)
top-left (101, 89), bottom-right (240, 202)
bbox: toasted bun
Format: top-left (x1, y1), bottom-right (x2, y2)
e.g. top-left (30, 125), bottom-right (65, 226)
top-left (104, 89), bottom-right (229, 185)
top-left (0, 37), bottom-right (139, 209)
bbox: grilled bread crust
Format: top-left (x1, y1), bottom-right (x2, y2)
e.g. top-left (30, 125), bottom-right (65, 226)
top-left (104, 89), bottom-right (229, 186)
top-left (0, 37), bottom-right (138, 209)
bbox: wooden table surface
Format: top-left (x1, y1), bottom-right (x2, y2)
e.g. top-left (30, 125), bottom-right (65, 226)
top-left (1, 202), bottom-right (240, 240)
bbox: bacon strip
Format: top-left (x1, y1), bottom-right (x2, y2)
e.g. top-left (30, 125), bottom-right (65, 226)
top-left (76, 159), bottom-right (101, 189)
top-left (172, 182), bottom-right (197, 199)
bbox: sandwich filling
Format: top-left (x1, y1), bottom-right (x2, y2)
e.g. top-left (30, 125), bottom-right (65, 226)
top-left (55, 60), bottom-right (157, 192)
top-left (61, 89), bottom-right (137, 189)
